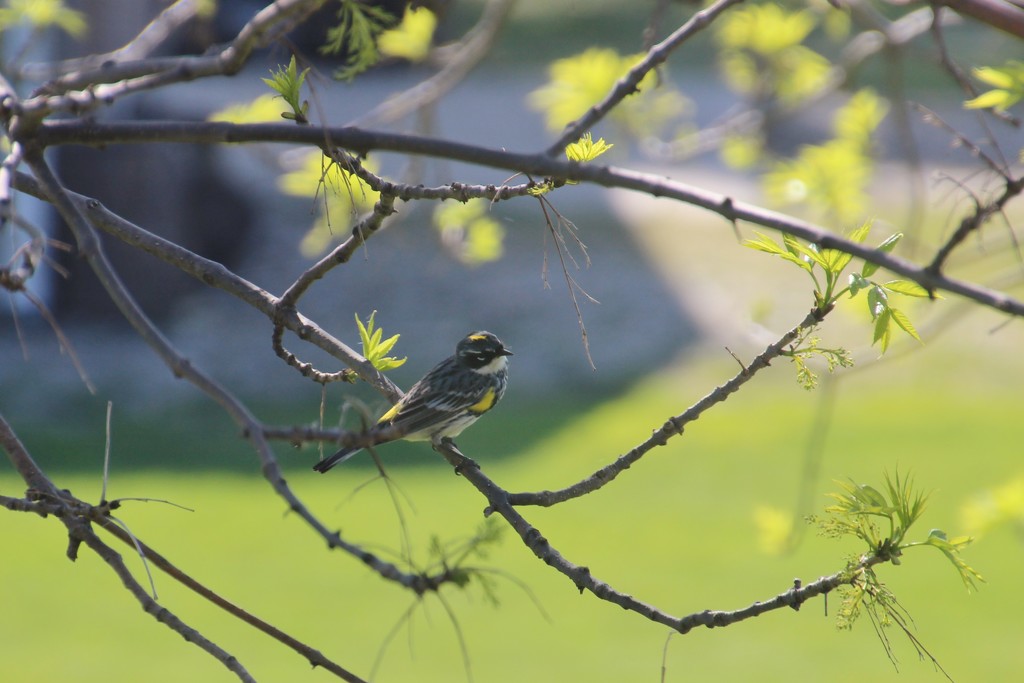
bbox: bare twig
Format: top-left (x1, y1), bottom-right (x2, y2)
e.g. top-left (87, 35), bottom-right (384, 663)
top-left (508, 304), bottom-right (833, 506)
top-left (435, 438), bottom-right (887, 634)
top-left (0, 413), bottom-right (254, 681)
top-left (545, 0), bottom-right (746, 155)
top-left (76, 523), bottom-right (257, 682)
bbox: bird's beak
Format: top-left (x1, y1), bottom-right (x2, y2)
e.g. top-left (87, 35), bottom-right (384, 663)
top-left (501, 348), bottom-right (513, 356)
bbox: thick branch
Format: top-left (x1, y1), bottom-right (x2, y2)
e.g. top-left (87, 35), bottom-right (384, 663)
top-left (33, 119), bottom-right (1024, 318)
top-left (934, 0), bottom-right (1024, 38)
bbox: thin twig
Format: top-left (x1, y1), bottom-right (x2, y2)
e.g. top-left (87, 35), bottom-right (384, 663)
top-left (545, 0), bottom-right (747, 155)
top-left (508, 304), bottom-right (832, 506)
top-left (17, 152), bottom-right (444, 596)
top-left (436, 438), bottom-right (888, 634)
top-left (22, 0), bottom-right (328, 114)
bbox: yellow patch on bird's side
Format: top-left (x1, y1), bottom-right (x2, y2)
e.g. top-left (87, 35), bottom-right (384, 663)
top-left (378, 401), bottom-right (402, 423)
top-left (468, 388), bottom-right (496, 414)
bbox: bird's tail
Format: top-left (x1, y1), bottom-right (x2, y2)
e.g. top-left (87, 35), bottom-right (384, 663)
top-left (313, 446), bottom-right (362, 473)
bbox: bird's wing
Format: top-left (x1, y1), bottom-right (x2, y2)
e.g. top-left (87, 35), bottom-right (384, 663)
top-left (381, 361), bottom-right (492, 437)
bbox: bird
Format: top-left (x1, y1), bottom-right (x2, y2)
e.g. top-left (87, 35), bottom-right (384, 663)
top-left (314, 331), bottom-right (512, 472)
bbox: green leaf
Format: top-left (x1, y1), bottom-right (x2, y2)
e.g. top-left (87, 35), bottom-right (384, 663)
top-left (743, 232), bottom-right (813, 272)
top-left (965, 62), bottom-right (1024, 113)
top-left (923, 531), bottom-right (985, 591)
top-left (208, 93), bottom-right (289, 124)
top-left (565, 132), bottom-right (615, 162)
top-left (872, 308), bottom-right (892, 352)
top-left (355, 311), bottom-right (406, 372)
top-left (866, 285), bottom-right (888, 319)
top-left (964, 90), bottom-right (1019, 111)
top-left (848, 220), bottom-right (872, 244)
top-left (861, 232), bottom-right (902, 277)
top-left (848, 272), bottom-right (869, 297)
top-left (883, 280), bottom-right (930, 297)
top-left (876, 232), bottom-right (903, 253)
top-left (974, 65), bottom-right (1016, 89)
top-left (820, 246), bottom-right (853, 277)
top-left (320, 1), bottom-right (396, 80)
top-left (261, 56), bottom-right (310, 123)
top-left (744, 232), bottom-right (787, 255)
top-left (377, 6), bottom-right (436, 62)
top-left (784, 235), bottom-right (828, 269)
top-left (434, 199), bottom-right (505, 266)
top-left (889, 308), bottom-right (922, 343)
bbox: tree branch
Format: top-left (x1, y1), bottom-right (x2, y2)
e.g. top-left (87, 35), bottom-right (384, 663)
top-left (21, 0), bottom-right (327, 114)
top-left (544, 0), bottom-right (747, 155)
top-left (933, 0), bottom-right (1024, 38)
top-left (0, 413), bottom-right (254, 680)
top-left (508, 304), bottom-right (833, 506)
top-left (32, 119), bottom-right (1024, 318)
top-left (437, 439), bottom-right (886, 635)
top-left (14, 155), bottom-right (448, 595)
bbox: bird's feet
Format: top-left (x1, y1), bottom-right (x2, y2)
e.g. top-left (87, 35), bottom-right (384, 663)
top-left (437, 437), bottom-right (479, 475)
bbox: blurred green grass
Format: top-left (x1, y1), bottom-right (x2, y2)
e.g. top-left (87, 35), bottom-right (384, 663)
top-left (3, 337), bottom-right (1023, 682)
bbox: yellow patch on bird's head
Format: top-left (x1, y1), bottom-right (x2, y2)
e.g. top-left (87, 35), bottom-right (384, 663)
top-left (468, 334), bottom-right (488, 342)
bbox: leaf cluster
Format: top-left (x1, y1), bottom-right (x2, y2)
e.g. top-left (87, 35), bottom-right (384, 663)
top-left (762, 89), bottom-right (889, 221)
top-left (528, 47), bottom-right (688, 138)
top-left (320, 0), bottom-right (396, 81)
top-left (745, 222), bottom-right (930, 354)
top-left (355, 311), bottom-right (406, 372)
top-left (0, 0), bottom-right (86, 37)
top-left (529, 133), bottom-right (615, 197)
top-left (433, 199), bottom-right (505, 267)
top-left (965, 60), bottom-right (1024, 113)
top-left (810, 472), bottom-right (982, 674)
top-left (813, 471), bottom-right (983, 590)
top-left (261, 56), bottom-right (310, 124)
top-left (715, 3), bottom-right (830, 105)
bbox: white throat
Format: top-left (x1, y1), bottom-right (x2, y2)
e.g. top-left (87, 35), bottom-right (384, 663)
top-left (475, 354), bottom-right (509, 375)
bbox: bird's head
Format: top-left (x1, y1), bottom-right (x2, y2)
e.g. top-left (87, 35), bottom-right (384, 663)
top-left (456, 331), bottom-right (512, 372)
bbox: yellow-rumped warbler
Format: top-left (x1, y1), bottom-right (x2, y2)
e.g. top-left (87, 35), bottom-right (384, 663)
top-left (314, 331), bottom-right (512, 472)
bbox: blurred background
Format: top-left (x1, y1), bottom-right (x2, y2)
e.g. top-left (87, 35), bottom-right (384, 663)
top-left (1, 1), bottom-right (1023, 681)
